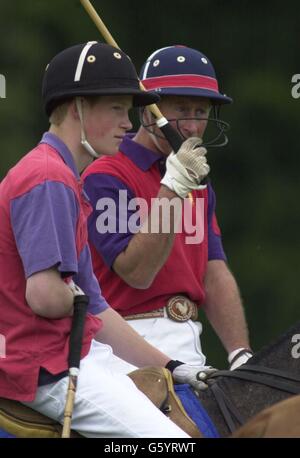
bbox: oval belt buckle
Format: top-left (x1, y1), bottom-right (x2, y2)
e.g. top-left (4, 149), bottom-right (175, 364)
top-left (166, 296), bottom-right (196, 322)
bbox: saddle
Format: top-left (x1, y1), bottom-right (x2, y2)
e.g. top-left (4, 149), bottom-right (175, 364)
top-left (232, 394), bottom-right (300, 438)
top-left (0, 367), bottom-right (201, 438)
top-left (0, 397), bottom-right (81, 438)
top-left (128, 367), bottom-right (201, 438)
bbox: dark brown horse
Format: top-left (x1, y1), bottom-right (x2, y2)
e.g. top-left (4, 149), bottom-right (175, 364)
top-left (193, 320), bottom-right (300, 437)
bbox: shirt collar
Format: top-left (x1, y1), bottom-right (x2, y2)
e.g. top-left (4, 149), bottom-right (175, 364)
top-left (40, 132), bottom-right (80, 180)
top-left (120, 134), bottom-right (165, 171)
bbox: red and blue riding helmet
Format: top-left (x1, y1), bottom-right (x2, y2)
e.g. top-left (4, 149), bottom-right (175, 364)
top-left (139, 45), bottom-right (232, 147)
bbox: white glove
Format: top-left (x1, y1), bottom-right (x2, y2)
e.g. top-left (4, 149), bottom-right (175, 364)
top-left (68, 280), bottom-right (85, 297)
top-left (161, 137), bottom-right (210, 198)
top-left (172, 363), bottom-right (217, 390)
top-left (228, 347), bottom-right (253, 371)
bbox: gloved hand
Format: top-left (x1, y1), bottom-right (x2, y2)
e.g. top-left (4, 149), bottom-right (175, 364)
top-left (228, 347), bottom-right (253, 371)
top-left (161, 137), bottom-right (210, 198)
top-left (172, 363), bottom-right (217, 390)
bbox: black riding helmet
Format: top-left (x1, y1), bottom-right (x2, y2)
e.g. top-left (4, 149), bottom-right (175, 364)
top-left (42, 41), bottom-right (159, 117)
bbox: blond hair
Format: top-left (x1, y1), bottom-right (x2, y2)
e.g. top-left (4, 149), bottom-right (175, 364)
top-left (49, 96), bottom-right (104, 126)
top-left (49, 101), bottom-right (71, 126)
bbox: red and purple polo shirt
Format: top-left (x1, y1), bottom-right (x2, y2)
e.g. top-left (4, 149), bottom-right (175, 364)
top-left (83, 135), bottom-right (227, 317)
top-left (0, 133), bottom-right (108, 401)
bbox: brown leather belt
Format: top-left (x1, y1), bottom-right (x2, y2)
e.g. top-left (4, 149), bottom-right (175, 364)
top-left (124, 296), bottom-right (198, 322)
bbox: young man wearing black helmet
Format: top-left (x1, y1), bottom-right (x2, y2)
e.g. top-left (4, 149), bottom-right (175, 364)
top-left (0, 42), bottom-right (205, 437)
top-left (83, 45), bottom-right (252, 375)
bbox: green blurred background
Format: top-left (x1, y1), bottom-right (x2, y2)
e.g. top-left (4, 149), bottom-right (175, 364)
top-left (0, 0), bottom-right (299, 367)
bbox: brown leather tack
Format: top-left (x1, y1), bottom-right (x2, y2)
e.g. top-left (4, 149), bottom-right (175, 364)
top-left (0, 397), bottom-right (81, 438)
top-left (128, 367), bottom-right (202, 438)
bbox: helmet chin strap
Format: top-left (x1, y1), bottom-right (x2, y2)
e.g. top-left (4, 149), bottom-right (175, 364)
top-left (141, 107), bottom-right (171, 156)
top-left (76, 97), bottom-right (100, 159)
top-left (150, 128), bottom-right (168, 155)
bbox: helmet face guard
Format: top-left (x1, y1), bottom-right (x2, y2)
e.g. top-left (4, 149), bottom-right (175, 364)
top-left (42, 41), bottom-right (159, 117)
top-left (139, 45), bottom-right (232, 148)
top-left (140, 105), bottom-right (230, 148)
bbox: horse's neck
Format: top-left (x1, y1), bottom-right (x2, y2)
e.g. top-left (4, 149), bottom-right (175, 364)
top-left (198, 321), bottom-right (300, 437)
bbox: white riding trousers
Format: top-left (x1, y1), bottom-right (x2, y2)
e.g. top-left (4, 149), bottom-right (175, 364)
top-left (23, 340), bottom-right (189, 438)
top-left (107, 314), bottom-right (206, 374)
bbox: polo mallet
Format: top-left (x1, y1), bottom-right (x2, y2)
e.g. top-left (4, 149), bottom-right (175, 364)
top-left (79, 0), bottom-right (184, 153)
top-left (61, 291), bottom-right (89, 438)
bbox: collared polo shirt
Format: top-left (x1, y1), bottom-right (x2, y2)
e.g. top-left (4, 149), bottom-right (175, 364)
top-left (0, 133), bottom-right (108, 401)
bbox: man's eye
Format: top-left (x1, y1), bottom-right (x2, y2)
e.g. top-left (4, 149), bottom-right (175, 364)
top-left (196, 109), bottom-right (208, 118)
top-left (175, 106), bottom-right (186, 113)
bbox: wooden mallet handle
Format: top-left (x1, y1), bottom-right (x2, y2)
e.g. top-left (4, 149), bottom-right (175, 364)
top-left (79, 0), bottom-right (184, 152)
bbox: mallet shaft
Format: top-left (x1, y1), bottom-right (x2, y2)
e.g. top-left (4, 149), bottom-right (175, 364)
top-left (79, 0), bottom-right (173, 130)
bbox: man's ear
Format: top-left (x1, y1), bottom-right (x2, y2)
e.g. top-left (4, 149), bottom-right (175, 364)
top-left (70, 98), bottom-right (80, 120)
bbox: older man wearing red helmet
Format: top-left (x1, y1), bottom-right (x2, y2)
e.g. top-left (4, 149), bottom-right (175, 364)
top-left (83, 45), bottom-right (253, 376)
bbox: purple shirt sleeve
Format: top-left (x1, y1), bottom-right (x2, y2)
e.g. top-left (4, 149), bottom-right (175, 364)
top-left (84, 174), bottom-right (137, 268)
top-left (11, 180), bottom-right (109, 315)
top-left (73, 245), bottom-right (109, 314)
top-left (207, 184), bottom-right (227, 262)
top-left (11, 181), bottom-right (79, 277)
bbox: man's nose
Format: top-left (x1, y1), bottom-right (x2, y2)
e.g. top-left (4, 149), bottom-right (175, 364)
top-left (121, 113), bottom-right (133, 131)
top-left (181, 119), bottom-right (202, 137)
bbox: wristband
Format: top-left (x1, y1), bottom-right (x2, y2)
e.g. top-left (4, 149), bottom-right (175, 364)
top-left (165, 359), bottom-right (184, 373)
top-left (228, 348), bottom-right (253, 366)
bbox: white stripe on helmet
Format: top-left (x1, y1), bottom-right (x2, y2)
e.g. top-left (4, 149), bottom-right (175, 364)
top-left (141, 46), bottom-right (172, 80)
top-left (74, 41), bottom-right (98, 82)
